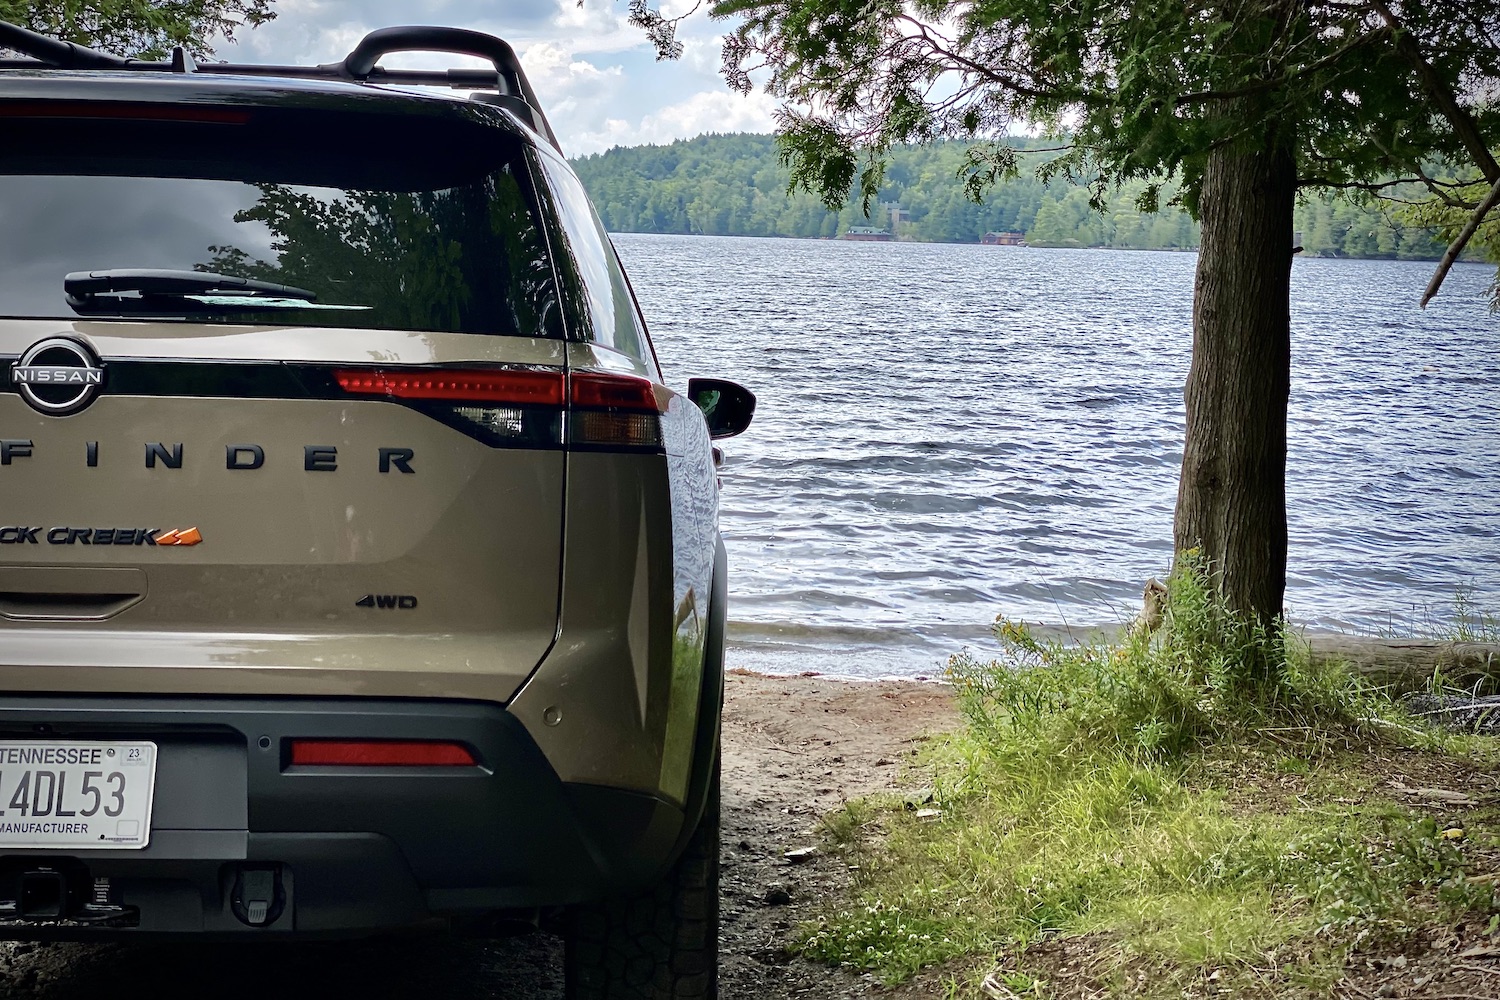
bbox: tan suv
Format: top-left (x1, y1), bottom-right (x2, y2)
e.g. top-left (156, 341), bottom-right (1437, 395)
top-left (0, 21), bottom-right (753, 999)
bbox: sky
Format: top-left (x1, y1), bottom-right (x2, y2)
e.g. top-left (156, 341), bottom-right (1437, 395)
top-left (216, 0), bottom-right (779, 156)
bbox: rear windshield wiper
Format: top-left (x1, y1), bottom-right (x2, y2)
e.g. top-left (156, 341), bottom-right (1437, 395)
top-left (65, 269), bottom-right (319, 314)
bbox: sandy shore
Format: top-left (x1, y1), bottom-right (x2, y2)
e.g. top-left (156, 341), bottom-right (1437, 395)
top-left (0, 672), bottom-right (960, 999)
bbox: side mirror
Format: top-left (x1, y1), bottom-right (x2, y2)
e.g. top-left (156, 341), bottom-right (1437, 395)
top-left (688, 378), bottom-right (756, 439)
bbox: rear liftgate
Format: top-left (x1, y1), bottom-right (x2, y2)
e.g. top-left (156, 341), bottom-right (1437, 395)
top-left (0, 20), bottom-right (670, 932)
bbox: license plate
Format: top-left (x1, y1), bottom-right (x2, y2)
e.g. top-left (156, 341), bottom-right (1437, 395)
top-left (0, 742), bottom-right (158, 849)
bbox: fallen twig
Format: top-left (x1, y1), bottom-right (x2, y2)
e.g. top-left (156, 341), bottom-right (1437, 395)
top-left (1455, 962), bottom-right (1500, 976)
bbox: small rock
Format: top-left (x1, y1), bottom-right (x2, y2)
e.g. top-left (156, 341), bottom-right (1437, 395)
top-left (902, 788), bottom-right (936, 810)
top-left (737, 839), bottom-right (753, 851)
top-left (784, 846), bottom-right (818, 864)
top-left (763, 884), bottom-right (792, 906)
top-left (875, 757), bottom-right (895, 766)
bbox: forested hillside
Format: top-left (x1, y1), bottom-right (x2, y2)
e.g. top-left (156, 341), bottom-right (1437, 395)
top-left (572, 134), bottom-right (1448, 258)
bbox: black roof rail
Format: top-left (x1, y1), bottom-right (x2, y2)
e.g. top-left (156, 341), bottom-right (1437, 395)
top-left (0, 21), bottom-right (562, 153)
top-left (0, 19), bottom-right (126, 68)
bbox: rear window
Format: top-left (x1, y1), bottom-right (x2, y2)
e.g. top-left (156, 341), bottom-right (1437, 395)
top-left (536, 154), bottom-right (653, 366)
top-left (0, 103), bottom-right (561, 337)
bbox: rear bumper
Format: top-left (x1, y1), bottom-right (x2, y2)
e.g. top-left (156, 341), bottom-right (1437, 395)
top-left (0, 695), bottom-right (687, 938)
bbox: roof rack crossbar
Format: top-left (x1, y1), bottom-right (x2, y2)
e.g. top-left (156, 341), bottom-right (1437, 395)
top-left (338, 26), bottom-right (559, 150)
top-left (190, 62), bottom-right (505, 92)
top-left (0, 20), bottom-right (126, 68)
top-left (0, 20), bottom-right (563, 152)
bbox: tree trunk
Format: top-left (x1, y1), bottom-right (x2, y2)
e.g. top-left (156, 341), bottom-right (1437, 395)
top-left (1174, 119), bottom-right (1297, 632)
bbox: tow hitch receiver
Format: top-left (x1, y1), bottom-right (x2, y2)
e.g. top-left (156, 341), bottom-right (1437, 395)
top-left (0, 863), bottom-right (135, 925)
top-left (19, 869), bottom-right (65, 918)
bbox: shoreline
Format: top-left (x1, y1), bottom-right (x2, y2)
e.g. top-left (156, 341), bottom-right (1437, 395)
top-left (609, 230), bottom-right (1497, 265)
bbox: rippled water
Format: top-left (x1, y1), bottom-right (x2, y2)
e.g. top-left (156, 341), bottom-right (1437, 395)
top-left (613, 234), bottom-right (1500, 678)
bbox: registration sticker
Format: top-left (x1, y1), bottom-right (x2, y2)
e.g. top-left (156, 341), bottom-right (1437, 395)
top-left (0, 742), bottom-right (158, 849)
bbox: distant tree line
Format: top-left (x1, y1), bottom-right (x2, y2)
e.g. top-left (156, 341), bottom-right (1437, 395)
top-left (572, 134), bottom-right (1452, 259)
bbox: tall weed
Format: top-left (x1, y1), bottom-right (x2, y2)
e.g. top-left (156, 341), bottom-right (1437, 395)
top-left (950, 557), bottom-right (1385, 766)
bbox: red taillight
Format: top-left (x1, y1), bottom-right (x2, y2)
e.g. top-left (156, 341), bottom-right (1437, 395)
top-left (333, 366), bottom-right (665, 451)
top-left (336, 368), bottom-right (565, 406)
top-left (289, 740), bottom-right (476, 767)
top-left (569, 372), bottom-right (666, 413)
top-left (568, 372), bottom-right (665, 450)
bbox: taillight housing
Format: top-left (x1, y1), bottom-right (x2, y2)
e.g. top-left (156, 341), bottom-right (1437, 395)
top-left (568, 371), bottom-right (666, 452)
top-left (332, 365), bottom-right (669, 453)
top-left (335, 366), bottom-right (566, 448)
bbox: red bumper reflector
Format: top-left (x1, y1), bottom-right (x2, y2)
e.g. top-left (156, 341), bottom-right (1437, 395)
top-left (336, 368), bottom-right (565, 406)
top-left (570, 372), bottom-right (666, 413)
top-left (289, 740), bottom-right (476, 766)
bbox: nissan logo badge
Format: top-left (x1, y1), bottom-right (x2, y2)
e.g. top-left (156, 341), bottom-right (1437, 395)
top-left (11, 338), bottom-right (105, 415)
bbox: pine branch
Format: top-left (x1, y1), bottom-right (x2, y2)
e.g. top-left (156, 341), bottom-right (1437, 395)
top-left (1365, 0), bottom-right (1500, 185)
top-left (1176, 27), bottom-right (1388, 104)
top-left (1421, 174), bottom-right (1500, 308)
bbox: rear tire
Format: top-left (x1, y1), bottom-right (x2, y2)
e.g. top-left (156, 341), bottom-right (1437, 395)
top-left (564, 764), bottom-right (719, 999)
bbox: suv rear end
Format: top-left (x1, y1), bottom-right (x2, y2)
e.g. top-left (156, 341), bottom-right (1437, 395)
top-left (0, 22), bottom-right (751, 999)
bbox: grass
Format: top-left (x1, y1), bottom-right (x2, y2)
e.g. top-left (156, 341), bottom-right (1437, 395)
top-left (794, 560), bottom-right (1500, 997)
top-left (1374, 583), bottom-right (1500, 645)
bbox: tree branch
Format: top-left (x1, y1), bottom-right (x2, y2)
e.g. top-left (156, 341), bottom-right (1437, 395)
top-left (1296, 175), bottom-right (1423, 192)
top-left (1365, 0), bottom-right (1500, 185)
top-left (1176, 27), bottom-right (1387, 104)
top-left (896, 16), bottom-right (1095, 104)
top-left (1362, 133), bottom-right (1486, 209)
top-left (1421, 175), bottom-right (1500, 308)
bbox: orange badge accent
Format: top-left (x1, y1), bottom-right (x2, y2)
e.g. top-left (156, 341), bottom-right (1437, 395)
top-left (155, 528), bottom-right (201, 547)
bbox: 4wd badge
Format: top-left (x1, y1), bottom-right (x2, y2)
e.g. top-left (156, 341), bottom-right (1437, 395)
top-left (11, 338), bottom-right (105, 416)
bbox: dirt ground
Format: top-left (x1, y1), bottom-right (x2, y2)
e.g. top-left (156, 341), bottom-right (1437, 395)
top-left (0, 671), bottom-right (960, 999)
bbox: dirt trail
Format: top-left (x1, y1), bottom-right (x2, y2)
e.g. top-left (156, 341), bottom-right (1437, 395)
top-left (0, 672), bottom-right (959, 998)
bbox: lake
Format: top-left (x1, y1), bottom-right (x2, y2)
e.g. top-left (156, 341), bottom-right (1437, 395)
top-left (612, 234), bottom-right (1500, 679)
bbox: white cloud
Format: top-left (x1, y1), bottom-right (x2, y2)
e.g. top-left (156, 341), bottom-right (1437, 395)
top-left (211, 0), bottom-right (779, 154)
top-left (520, 43), bottom-right (627, 121)
top-left (570, 87), bottom-right (778, 154)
